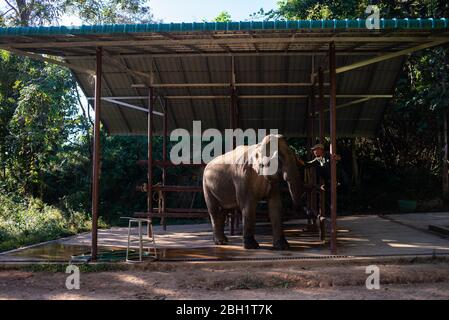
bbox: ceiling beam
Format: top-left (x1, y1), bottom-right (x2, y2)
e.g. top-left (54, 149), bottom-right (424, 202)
top-left (3, 47), bottom-right (96, 75)
top-left (63, 51), bottom-right (387, 60)
top-left (149, 82), bottom-right (330, 88)
top-left (334, 40), bottom-right (449, 74)
top-left (87, 94), bottom-right (392, 100)
top-left (102, 51), bottom-right (152, 83)
top-left (5, 36), bottom-right (448, 50)
top-left (87, 97), bottom-right (163, 115)
top-left (330, 97), bottom-right (372, 112)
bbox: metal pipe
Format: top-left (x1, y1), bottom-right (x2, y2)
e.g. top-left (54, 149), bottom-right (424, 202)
top-left (318, 67), bottom-right (326, 236)
top-left (443, 112), bottom-right (449, 200)
top-left (310, 79), bottom-right (317, 219)
top-left (163, 100), bottom-right (168, 186)
top-left (91, 47), bottom-right (102, 261)
top-left (318, 68), bottom-right (325, 143)
top-left (162, 99), bottom-right (168, 230)
top-left (147, 87), bottom-right (154, 231)
top-left (87, 94), bottom-right (390, 100)
top-left (329, 43), bottom-right (338, 255)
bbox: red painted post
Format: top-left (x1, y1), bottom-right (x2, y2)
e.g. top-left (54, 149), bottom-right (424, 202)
top-left (318, 68), bottom-right (325, 144)
top-left (310, 80), bottom-right (317, 223)
top-left (329, 43), bottom-right (338, 255)
top-left (147, 88), bottom-right (154, 236)
top-left (91, 47), bottom-right (102, 261)
top-left (163, 99), bottom-right (168, 186)
top-left (230, 87), bottom-right (237, 235)
top-left (318, 67), bottom-right (326, 240)
top-left (162, 99), bottom-right (168, 230)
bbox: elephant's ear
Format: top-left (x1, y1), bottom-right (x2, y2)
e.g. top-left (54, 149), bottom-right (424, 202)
top-left (250, 135), bottom-right (281, 176)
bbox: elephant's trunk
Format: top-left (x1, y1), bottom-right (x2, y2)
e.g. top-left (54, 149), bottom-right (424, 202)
top-left (287, 179), bottom-right (302, 209)
top-left (282, 159), bottom-right (303, 209)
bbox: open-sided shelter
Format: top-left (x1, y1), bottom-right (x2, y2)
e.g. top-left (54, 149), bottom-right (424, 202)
top-left (1, 18), bottom-right (449, 259)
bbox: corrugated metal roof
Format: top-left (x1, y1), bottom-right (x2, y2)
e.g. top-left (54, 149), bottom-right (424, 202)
top-left (1, 20), bottom-right (448, 137)
top-left (69, 54), bottom-right (403, 137)
top-left (1, 18), bottom-right (448, 37)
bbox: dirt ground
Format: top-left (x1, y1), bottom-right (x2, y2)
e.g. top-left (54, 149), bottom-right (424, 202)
top-left (1, 258), bottom-right (449, 300)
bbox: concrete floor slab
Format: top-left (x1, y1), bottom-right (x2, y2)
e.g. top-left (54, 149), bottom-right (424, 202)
top-left (1, 213), bottom-right (449, 262)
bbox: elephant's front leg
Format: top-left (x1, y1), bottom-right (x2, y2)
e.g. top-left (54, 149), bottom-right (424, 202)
top-left (241, 200), bottom-right (259, 249)
top-left (209, 210), bottom-right (228, 245)
top-left (268, 188), bottom-right (290, 250)
top-left (204, 189), bottom-right (228, 245)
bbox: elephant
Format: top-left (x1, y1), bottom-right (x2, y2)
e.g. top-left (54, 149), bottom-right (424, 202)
top-left (202, 134), bottom-right (303, 250)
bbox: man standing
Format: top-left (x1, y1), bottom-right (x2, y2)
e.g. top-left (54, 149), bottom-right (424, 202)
top-left (305, 144), bottom-right (340, 216)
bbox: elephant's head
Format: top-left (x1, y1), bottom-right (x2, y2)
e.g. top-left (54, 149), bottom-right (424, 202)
top-left (251, 134), bottom-right (303, 208)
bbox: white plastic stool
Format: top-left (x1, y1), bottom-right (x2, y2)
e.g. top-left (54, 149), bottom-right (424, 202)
top-left (121, 217), bottom-right (157, 262)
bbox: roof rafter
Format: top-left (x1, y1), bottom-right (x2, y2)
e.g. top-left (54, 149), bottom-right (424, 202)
top-left (334, 40), bottom-right (449, 74)
top-left (5, 36), bottom-right (448, 50)
top-left (3, 47), bottom-right (96, 75)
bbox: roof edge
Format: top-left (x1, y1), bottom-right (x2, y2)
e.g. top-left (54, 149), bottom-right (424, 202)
top-left (1, 18), bottom-right (448, 37)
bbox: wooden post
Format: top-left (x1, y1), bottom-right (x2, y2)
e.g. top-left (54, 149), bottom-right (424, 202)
top-left (443, 112), bottom-right (449, 201)
top-left (329, 43), bottom-right (338, 255)
top-left (91, 47), bottom-right (102, 261)
top-left (147, 87), bottom-right (154, 237)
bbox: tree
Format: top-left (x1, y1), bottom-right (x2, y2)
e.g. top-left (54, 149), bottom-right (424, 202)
top-left (1, 0), bottom-right (66, 26)
top-left (0, 52), bottom-right (78, 196)
top-left (0, 0), bottom-right (154, 26)
top-left (64, 0), bottom-right (154, 24)
top-left (213, 11), bottom-right (232, 22)
top-left (269, 0), bottom-right (449, 20)
top-left (0, 0), bottom-right (159, 221)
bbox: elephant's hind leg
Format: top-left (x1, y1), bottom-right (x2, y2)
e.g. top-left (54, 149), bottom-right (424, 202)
top-left (204, 188), bottom-right (228, 245)
top-left (241, 201), bottom-right (259, 249)
top-left (268, 188), bottom-right (290, 250)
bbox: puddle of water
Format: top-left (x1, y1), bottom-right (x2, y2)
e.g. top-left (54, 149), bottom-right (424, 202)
top-left (7, 243), bottom-right (122, 262)
top-left (3, 223), bottom-right (331, 262)
top-left (8, 243), bottom-right (91, 261)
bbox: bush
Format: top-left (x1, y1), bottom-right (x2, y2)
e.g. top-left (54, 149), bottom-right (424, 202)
top-left (0, 191), bottom-right (92, 252)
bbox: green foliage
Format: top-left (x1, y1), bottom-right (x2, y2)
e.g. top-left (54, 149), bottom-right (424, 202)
top-left (1, 0), bottom-right (67, 26)
top-left (64, 0), bottom-right (154, 24)
top-left (269, 0), bottom-right (367, 20)
top-left (0, 191), bottom-right (91, 252)
top-left (1, 0), bottom-right (154, 27)
top-left (1, 56), bottom-right (78, 196)
top-left (213, 11), bottom-right (232, 22)
top-left (269, 0), bottom-right (449, 20)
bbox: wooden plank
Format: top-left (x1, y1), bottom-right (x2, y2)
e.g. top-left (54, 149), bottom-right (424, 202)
top-left (134, 211), bottom-right (208, 218)
top-left (152, 185), bottom-right (203, 192)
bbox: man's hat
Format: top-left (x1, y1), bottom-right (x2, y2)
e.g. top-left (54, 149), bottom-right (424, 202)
top-left (311, 144), bottom-right (325, 150)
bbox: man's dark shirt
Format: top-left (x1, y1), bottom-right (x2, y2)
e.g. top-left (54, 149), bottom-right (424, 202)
top-left (304, 152), bottom-right (331, 183)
